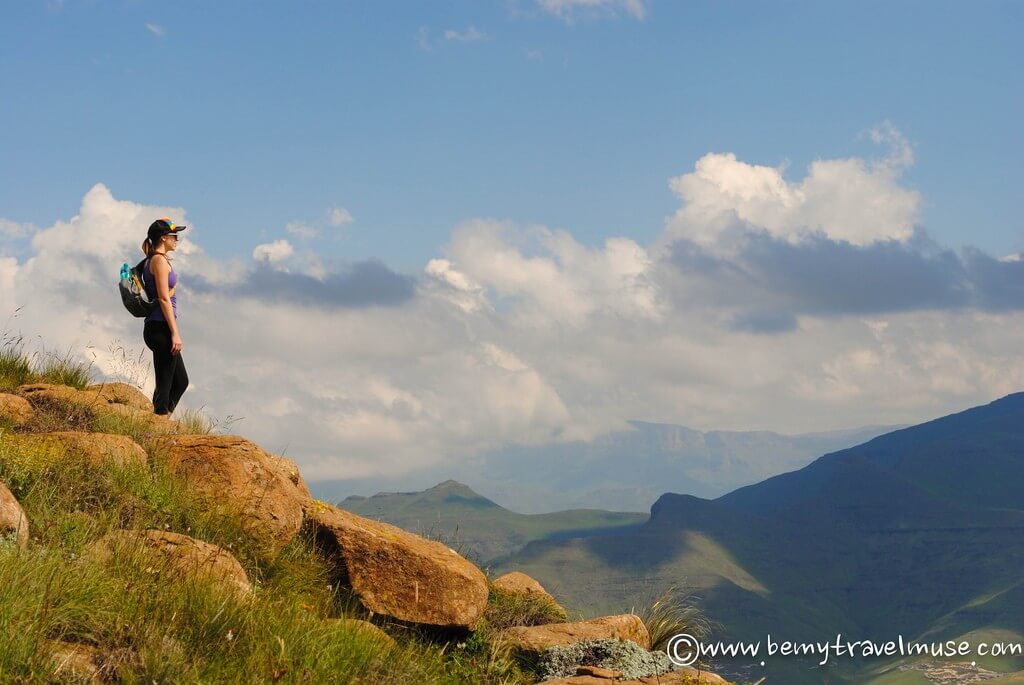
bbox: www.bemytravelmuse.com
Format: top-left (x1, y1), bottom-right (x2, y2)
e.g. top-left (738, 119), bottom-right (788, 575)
top-left (666, 633), bottom-right (1024, 667)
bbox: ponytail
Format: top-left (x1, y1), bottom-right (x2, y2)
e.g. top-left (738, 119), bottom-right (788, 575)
top-left (141, 238), bottom-right (152, 256)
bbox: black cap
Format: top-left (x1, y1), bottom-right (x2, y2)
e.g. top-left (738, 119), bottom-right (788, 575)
top-left (147, 218), bottom-right (187, 242)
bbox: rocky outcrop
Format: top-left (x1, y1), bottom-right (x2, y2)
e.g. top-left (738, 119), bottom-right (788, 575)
top-left (493, 571), bottom-right (567, 619)
top-left (0, 393), bottom-right (33, 427)
top-left (541, 670), bottom-right (730, 684)
top-left (16, 383), bottom-right (179, 433)
top-left (502, 615), bottom-right (651, 658)
top-left (154, 435), bottom-right (306, 556)
top-left (0, 480), bottom-right (29, 548)
top-left (87, 529), bottom-right (251, 597)
top-left (305, 502), bottom-right (489, 630)
top-left (268, 453), bottom-right (313, 501)
top-left (85, 382), bottom-right (153, 411)
top-left (18, 431), bottom-right (147, 467)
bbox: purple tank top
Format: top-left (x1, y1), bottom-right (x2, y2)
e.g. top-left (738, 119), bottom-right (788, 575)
top-left (142, 256), bottom-right (178, 323)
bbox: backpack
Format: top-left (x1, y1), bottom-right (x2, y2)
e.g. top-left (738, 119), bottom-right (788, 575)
top-left (119, 257), bottom-right (155, 317)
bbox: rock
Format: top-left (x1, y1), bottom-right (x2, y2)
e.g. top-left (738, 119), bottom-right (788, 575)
top-left (577, 665), bottom-right (623, 678)
top-left (268, 454), bottom-right (313, 501)
top-left (502, 615), bottom-right (651, 659)
top-left (493, 571), bottom-right (566, 619)
top-left (0, 393), bottom-right (33, 427)
top-left (541, 672), bottom-right (731, 685)
top-left (0, 481), bottom-right (29, 548)
top-left (154, 435), bottom-right (306, 556)
top-left (19, 432), bottom-right (147, 467)
top-left (48, 641), bottom-right (102, 683)
top-left (305, 502), bottom-right (489, 630)
top-left (324, 618), bottom-right (397, 648)
top-left (87, 529), bottom-right (251, 597)
top-left (85, 382), bottom-right (153, 411)
top-left (16, 383), bottom-right (179, 433)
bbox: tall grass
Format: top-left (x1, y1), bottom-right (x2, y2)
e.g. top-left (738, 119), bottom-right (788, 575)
top-left (0, 335), bottom-right (94, 392)
top-left (0, 428), bottom-right (530, 683)
top-left (634, 583), bottom-right (717, 653)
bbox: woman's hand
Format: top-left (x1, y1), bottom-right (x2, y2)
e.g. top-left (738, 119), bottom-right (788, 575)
top-left (171, 333), bottom-right (183, 356)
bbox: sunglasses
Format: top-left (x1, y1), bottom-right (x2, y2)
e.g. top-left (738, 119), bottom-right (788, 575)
top-left (164, 233), bottom-right (180, 241)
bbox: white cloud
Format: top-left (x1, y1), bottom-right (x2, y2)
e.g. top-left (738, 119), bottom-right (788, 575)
top-left (537, 0), bottom-right (647, 22)
top-left (285, 221), bottom-right (317, 239)
top-left (144, 22), bottom-right (165, 37)
top-left (327, 207), bottom-right (354, 227)
top-left (660, 127), bottom-right (921, 250)
top-left (252, 239), bottom-right (294, 264)
top-left (444, 26), bottom-right (488, 43)
top-left (5, 141), bottom-right (1022, 488)
top-left (0, 219), bottom-right (33, 240)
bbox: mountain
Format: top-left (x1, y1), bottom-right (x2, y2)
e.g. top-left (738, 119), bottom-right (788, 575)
top-left (494, 393), bottom-right (1024, 684)
top-left (313, 421), bottom-right (897, 513)
top-left (338, 479), bottom-right (647, 564)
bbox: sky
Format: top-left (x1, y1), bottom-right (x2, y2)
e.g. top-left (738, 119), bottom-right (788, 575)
top-left (1, 1), bottom-right (1023, 485)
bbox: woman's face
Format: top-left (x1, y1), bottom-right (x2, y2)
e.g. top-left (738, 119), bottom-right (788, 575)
top-left (162, 234), bottom-right (179, 252)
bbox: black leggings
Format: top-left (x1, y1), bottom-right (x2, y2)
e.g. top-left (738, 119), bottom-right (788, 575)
top-left (143, 320), bottom-right (189, 415)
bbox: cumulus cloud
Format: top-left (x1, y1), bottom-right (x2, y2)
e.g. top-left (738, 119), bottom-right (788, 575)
top-left (537, 0), bottom-right (647, 22)
top-left (252, 239), bottom-right (294, 264)
top-left (4, 131), bottom-right (1023, 489)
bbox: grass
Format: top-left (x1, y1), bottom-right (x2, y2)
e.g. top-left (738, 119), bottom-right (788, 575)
top-left (0, 393), bottom-right (535, 684)
top-left (484, 585), bottom-right (568, 631)
top-left (0, 334), bottom-right (94, 393)
top-left (634, 583), bottom-right (716, 655)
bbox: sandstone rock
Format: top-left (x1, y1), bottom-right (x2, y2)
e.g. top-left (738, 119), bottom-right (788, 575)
top-left (0, 481), bottom-right (29, 548)
top-left (17, 383), bottom-right (179, 433)
top-left (502, 615), bottom-right (651, 658)
top-left (0, 393), bottom-right (33, 427)
top-left (541, 671), bottom-right (731, 684)
top-left (325, 617), bottom-right (397, 648)
top-left (87, 529), bottom-right (251, 597)
top-left (493, 571), bottom-right (566, 619)
top-left (22, 432), bottom-right (147, 467)
top-left (48, 641), bottom-right (102, 683)
top-left (154, 435), bottom-right (306, 556)
top-left (305, 502), bottom-right (489, 630)
top-left (85, 382), bottom-right (153, 411)
top-left (268, 453), bottom-right (313, 501)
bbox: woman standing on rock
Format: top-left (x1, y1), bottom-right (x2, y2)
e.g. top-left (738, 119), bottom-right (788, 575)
top-left (140, 218), bottom-right (189, 416)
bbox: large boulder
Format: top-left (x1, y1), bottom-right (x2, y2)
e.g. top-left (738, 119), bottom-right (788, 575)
top-left (268, 453), bottom-right (313, 501)
top-left (501, 615), bottom-right (651, 658)
top-left (0, 481), bottom-right (29, 548)
top-left (541, 670), bottom-right (731, 684)
top-left (154, 435), bottom-right (306, 556)
top-left (493, 571), bottom-right (567, 620)
top-left (17, 432), bottom-right (147, 467)
top-left (16, 383), bottom-right (179, 433)
top-left (87, 529), bottom-right (251, 597)
top-left (0, 393), bottom-right (33, 427)
top-left (85, 382), bottom-right (153, 411)
top-left (305, 502), bottom-right (489, 630)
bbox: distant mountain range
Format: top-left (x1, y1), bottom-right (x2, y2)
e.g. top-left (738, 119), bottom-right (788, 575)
top-left (315, 421), bottom-right (896, 513)
top-left (339, 479), bottom-right (646, 565)
top-left (339, 394), bottom-right (1024, 684)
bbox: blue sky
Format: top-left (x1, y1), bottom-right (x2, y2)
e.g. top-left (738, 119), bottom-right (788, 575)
top-left (2, 1), bottom-right (1021, 271)
top-left (3, 1), bottom-right (1024, 488)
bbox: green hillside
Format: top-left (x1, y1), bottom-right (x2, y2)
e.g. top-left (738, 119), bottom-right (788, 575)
top-left (338, 479), bottom-right (647, 564)
top-left (494, 393), bottom-right (1024, 684)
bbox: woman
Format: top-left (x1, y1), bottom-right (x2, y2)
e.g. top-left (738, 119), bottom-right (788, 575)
top-left (140, 218), bottom-right (189, 416)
